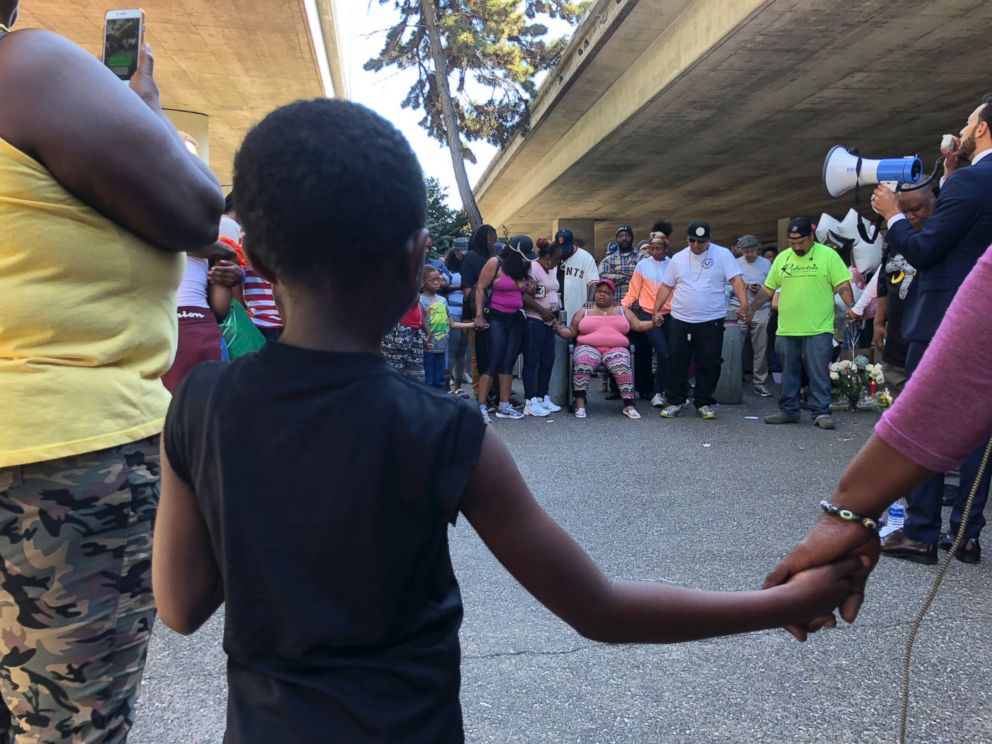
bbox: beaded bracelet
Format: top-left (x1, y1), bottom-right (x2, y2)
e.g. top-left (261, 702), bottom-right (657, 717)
top-left (819, 500), bottom-right (881, 533)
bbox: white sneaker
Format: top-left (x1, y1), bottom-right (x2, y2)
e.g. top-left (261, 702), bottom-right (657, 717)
top-left (541, 395), bottom-right (562, 413)
top-left (524, 397), bottom-right (549, 417)
top-left (495, 403), bottom-right (524, 420)
top-left (574, 407), bottom-right (587, 418)
top-left (479, 404), bottom-right (492, 425)
top-left (650, 393), bottom-right (666, 408)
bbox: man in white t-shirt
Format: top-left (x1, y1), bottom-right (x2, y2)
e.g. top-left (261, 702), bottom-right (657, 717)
top-left (652, 220), bottom-right (749, 419)
top-left (549, 228), bottom-right (599, 406)
top-left (730, 235), bottom-right (774, 397)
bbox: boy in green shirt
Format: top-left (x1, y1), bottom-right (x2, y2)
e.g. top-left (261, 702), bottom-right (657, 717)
top-left (748, 217), bottom-right (854, 429)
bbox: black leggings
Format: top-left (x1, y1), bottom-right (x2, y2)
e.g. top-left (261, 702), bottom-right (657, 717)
top-left (484, 310), bottom-right (524, 376)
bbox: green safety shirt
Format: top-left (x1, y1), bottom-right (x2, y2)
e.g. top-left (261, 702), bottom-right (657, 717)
top-left (765, 242), bottom-right (851, 336)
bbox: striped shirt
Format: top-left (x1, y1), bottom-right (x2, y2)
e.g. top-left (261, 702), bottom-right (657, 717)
top-left (243, 269), bottom-right (283, 328)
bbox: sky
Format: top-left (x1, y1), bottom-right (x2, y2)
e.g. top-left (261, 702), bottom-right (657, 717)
top-left (336, 2), bottom-right (575, 211)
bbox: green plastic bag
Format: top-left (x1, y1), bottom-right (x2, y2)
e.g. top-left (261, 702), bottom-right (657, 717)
top-left (220, 300), bottom-right (266, 359)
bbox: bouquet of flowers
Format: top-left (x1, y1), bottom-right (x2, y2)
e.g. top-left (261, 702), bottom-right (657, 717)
top-left (829, 355), bottom-right (885, 410)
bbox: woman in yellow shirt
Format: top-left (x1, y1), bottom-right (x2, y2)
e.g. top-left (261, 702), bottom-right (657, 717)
top-left (0, 4), bottom-right (223, 739)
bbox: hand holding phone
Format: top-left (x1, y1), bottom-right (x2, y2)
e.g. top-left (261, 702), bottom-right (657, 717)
top-left (103, 9), bottom-right (145, 81)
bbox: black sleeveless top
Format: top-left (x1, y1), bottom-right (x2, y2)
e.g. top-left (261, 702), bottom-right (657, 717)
top-left (165, 343), bottom-right (486, 742)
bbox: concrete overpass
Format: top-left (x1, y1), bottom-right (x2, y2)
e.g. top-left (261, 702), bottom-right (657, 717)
top-left (20, 0), bottom-right (347, 189)
top-left (474, 0), bottom-right (990, 256)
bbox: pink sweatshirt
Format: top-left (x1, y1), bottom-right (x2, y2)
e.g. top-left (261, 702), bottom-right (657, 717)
top-left (875, 246), bottom-right (992, 472)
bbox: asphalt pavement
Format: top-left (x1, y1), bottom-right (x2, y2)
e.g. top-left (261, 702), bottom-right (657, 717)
top-left (131, 386), bottom-right (992, 743)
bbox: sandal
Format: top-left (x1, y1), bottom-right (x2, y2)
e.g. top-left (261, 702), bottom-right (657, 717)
top-left (574, 407), bottom-right (587, 418)
top-left (622, 406), bottom-right (641, 420)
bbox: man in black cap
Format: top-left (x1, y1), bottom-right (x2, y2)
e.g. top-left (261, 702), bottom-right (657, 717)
top-left (599, 225), bottom-right (639, 302)
top-left (652, 220), bottom-right (749, 420)
top-left (549, 228), bottom-right (600, 406)
top-left (731, 234), bottom-right (774, 397)
top-left (599, 224), bottom-right (641, 398)
top-left (749, 217), bottom-right (854, 430)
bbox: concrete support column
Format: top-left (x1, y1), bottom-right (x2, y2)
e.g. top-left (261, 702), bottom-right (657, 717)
top-left (552, 218), bottom-right (595, 253)
top-left (777, 217), bottom-right (791, 252)
top-left (164, 109), bottom-right (210, 164)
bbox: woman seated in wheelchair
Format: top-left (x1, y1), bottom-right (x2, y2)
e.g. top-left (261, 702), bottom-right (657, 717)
top-left (554, 279), bottom-right (662, 420)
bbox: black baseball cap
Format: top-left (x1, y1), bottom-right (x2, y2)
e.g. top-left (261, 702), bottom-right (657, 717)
top-left (508, 235), bottom-right (538, 261)
top-left (687, 220), bottom-right (711, 241)
top-left (555, 228), bottom-right (574, 248)
top-left (615, 224), bottom-right (634, 238)
top-left (787, 217), bottom-right (813, 237)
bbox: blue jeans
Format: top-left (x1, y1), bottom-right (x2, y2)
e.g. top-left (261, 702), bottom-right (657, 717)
top-left (523, 318), bottom-right (556, 399)
top-left (423, 351), bottom-right (447, 390)
top-left (634, 308), bottom-right (669, 396)
top-left (776, 333), bottom-right (833, 420)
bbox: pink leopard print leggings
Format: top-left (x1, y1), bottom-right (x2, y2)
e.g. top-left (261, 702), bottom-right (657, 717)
top-left (572, 344), bottom-right (634, 400)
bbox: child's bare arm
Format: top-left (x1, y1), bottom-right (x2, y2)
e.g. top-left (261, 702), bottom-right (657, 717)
top-left (450, 320), bottom-right (476, 330)
top-left (460, 430), bottom-right (857, 644)
top-left (152, 439), bottom-right (224, 635)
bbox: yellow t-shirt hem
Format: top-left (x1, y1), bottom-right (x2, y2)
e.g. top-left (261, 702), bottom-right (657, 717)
top-left (0, 418), bottom-right (165, 469)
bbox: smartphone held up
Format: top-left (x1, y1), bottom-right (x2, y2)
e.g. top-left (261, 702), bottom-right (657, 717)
top-left (103, 8), bottom-right (145, 81)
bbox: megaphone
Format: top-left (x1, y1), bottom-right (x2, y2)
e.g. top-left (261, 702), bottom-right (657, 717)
top-left (822, 146), bottom-right (923, 197)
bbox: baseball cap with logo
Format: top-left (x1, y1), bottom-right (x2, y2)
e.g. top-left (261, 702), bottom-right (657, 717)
top-left (687, 220), bottom-right (711, 241)
top-left (555, 228), bottom-right (574, 248)
top-left (786, 217), bottom-right (813, 238)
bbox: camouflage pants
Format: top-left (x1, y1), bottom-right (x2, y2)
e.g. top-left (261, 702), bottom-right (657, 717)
top-left (0, 437), bottom-right (159, 743)
top-left (382, 324), bottom-right (425, 382)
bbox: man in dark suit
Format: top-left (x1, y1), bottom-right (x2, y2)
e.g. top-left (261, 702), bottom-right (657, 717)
top-left (870, 92), bottom-right (992, 565)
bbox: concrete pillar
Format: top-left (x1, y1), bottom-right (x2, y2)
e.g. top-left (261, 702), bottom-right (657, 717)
top-left (165, 109), bottom-right (210, 160)
top-left (552, 218), bottom-right (594, 253)
top-left (777, 217), bottom-right (791, 252)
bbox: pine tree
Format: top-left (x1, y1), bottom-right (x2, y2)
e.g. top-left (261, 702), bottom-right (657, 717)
top-left (366, 0), bottom-right (588, 232)
top-left (425, 177), bottom-right (469, 248)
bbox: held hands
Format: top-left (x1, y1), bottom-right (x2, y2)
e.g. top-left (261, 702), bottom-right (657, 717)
top-left (870, 185), bottom-right (900, 220)
top-left (776, 556), bottom-right (868, 633)
top-left (736, 306), bottom-right (752, 323)
top-left (763, 515), bottom-right (880, 641)
top-left (473, 316), bottom-right (488, 330)
top-left (845, 306), bottom-right (862, 322)
top-left (208, 260), bottom-right (245, 288)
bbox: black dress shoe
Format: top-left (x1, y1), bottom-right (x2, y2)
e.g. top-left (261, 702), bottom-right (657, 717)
top-left (880, 530), bottom-right (938, 565)
top-left (939, 532), bottom-right (981, 564)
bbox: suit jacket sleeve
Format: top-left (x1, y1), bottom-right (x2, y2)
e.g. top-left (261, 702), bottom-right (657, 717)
top-left (886, 168), bottom-right (982, 270)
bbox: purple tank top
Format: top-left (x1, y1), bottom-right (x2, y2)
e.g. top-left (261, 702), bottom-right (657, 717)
top-left (490, 272), bottom-right (523, 313)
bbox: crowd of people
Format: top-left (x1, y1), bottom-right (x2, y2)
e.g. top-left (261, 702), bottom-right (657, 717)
top-left (382, 214), bottom-right (863, 430)
top-left (0, 1), bottom-right (990, 739)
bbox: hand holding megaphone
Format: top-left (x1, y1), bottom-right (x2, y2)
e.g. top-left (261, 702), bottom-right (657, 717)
top-left (941, 133), bottom-right (963, 178)
top-left (870, 184), bottom-right (900, 219)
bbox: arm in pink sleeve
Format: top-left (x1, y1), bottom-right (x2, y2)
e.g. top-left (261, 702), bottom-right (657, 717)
top-left (875, 246), bottom-right (992, 471)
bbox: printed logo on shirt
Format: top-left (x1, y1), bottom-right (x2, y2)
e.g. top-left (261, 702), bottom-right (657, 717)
top-left (702, 258), bottom-right (714, 269)
top-left (780, 260), bottom-right (821, 277)
top-left (565, 266), bottom-right (587, 279)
